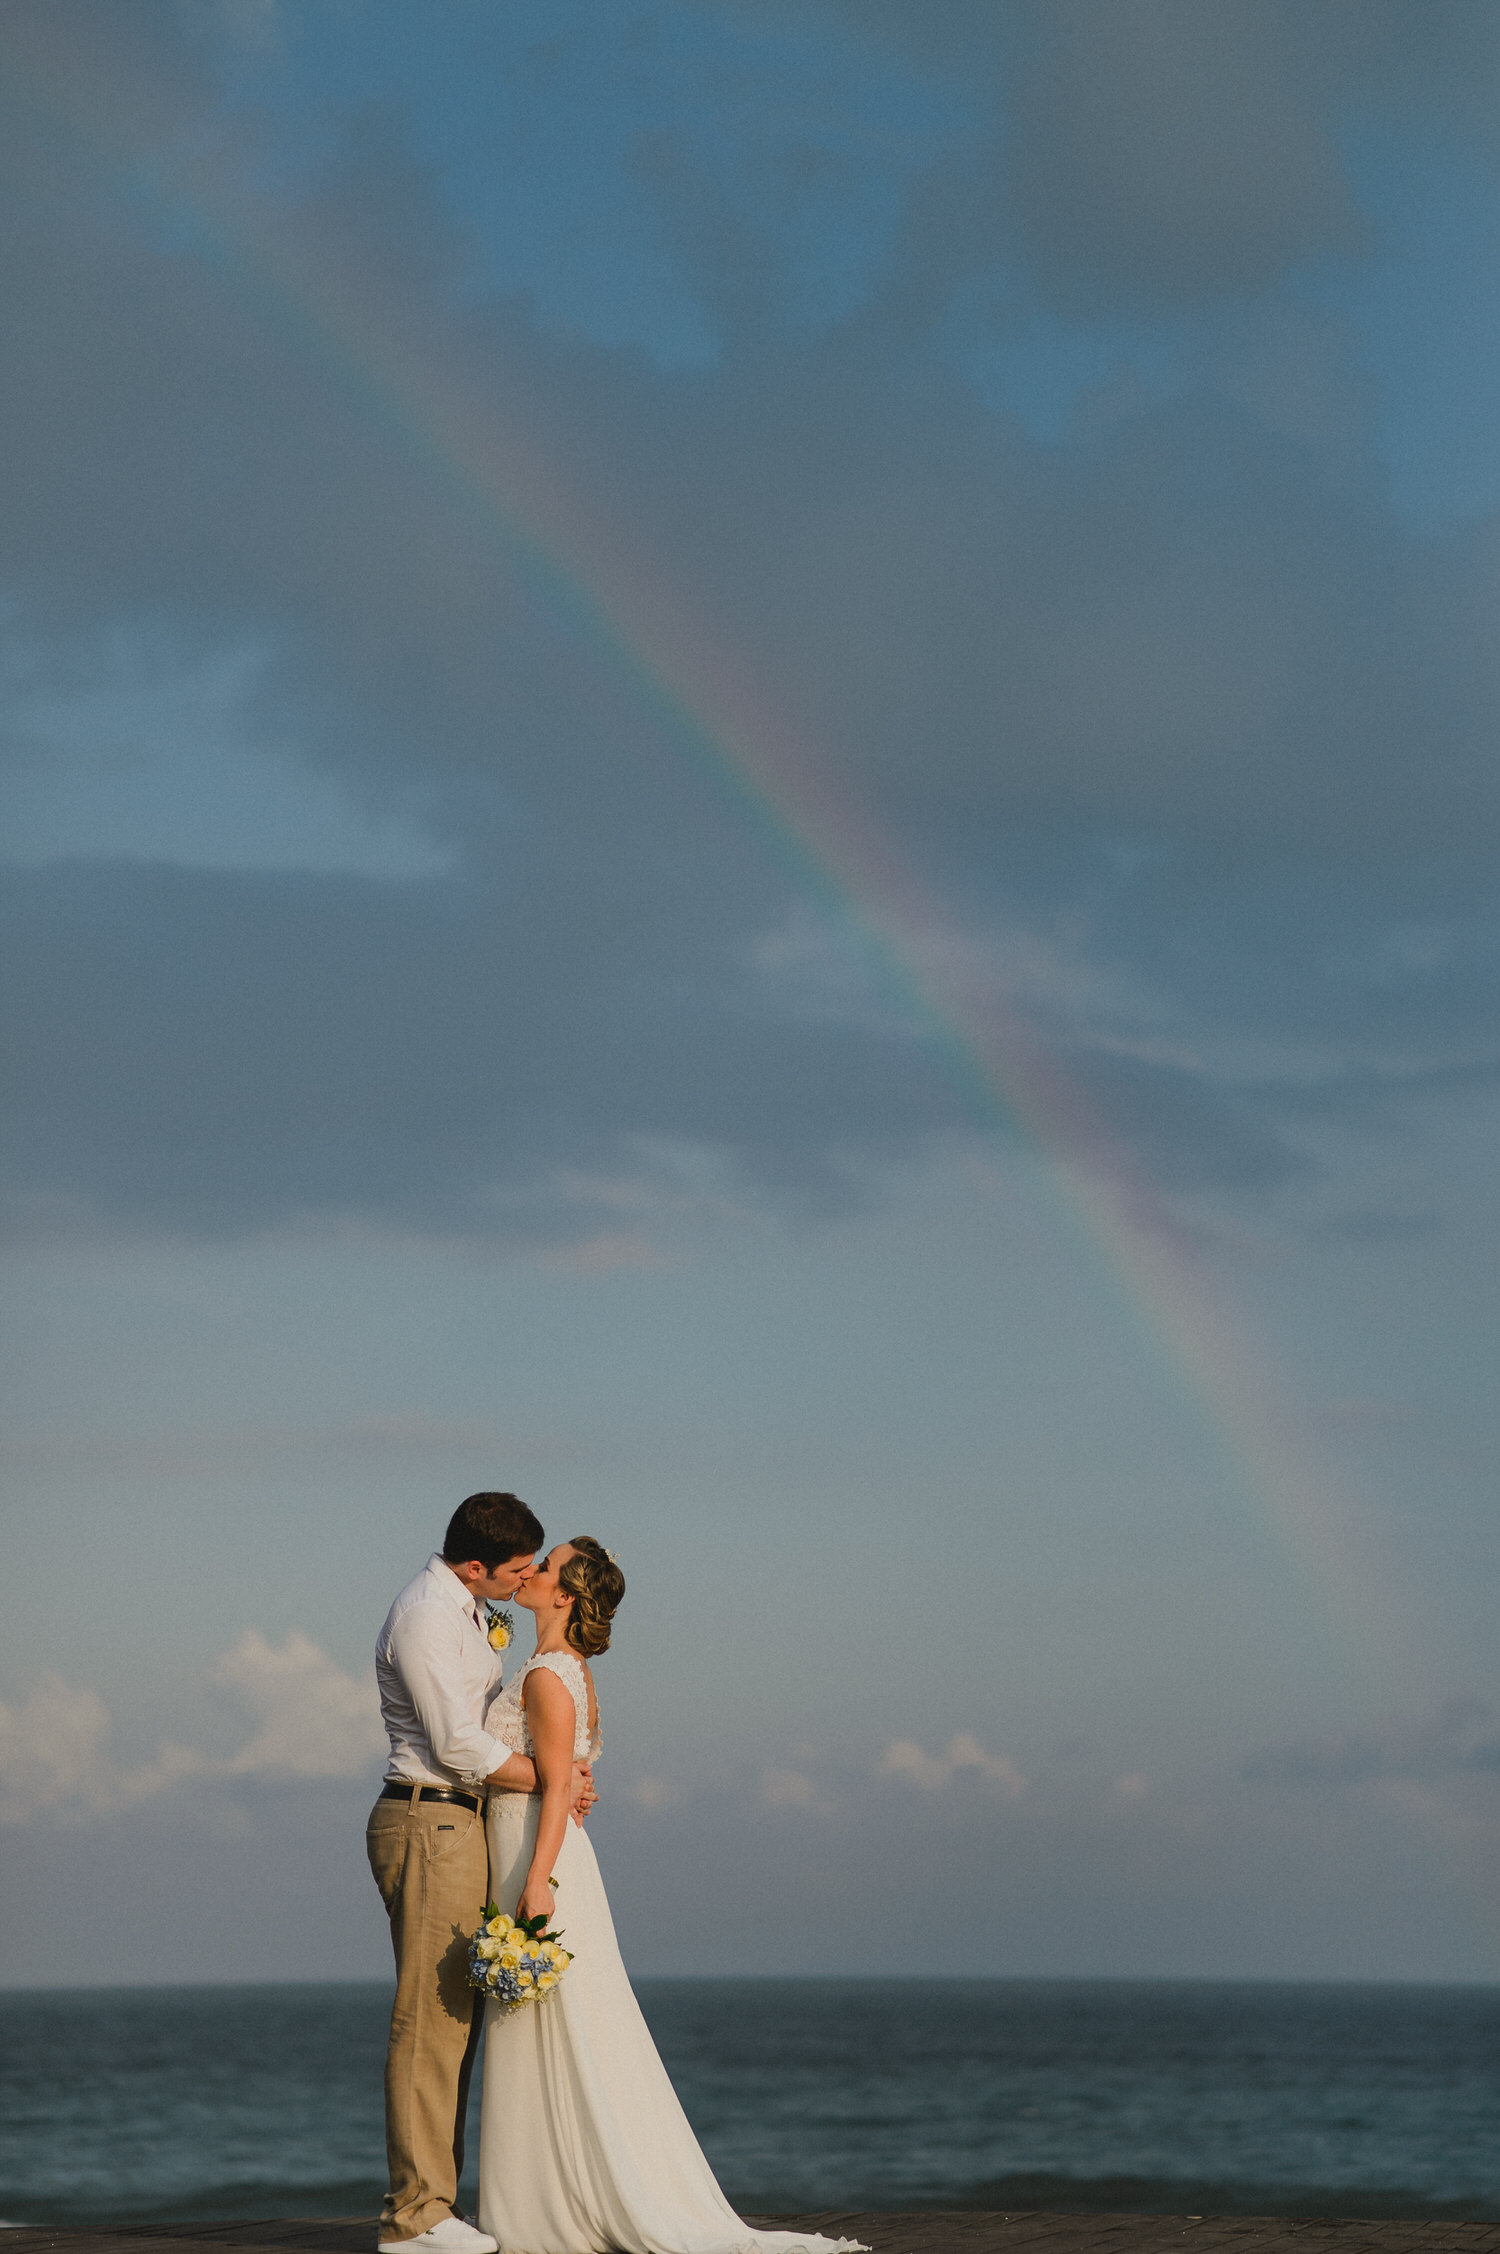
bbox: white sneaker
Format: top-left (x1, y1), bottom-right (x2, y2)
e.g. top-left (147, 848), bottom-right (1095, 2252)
top-left (378, 2217), bottom-right (498, 2254)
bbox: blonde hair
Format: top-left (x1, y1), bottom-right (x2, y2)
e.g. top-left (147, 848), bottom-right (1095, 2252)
top-left (559, 1537), bottom-right (626, 1658)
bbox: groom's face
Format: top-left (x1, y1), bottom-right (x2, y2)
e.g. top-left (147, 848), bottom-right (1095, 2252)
top-left (475, 1551), bottom-right (538, 1600)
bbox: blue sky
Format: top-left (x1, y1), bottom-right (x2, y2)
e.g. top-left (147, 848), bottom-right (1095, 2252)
top-left (2, 0), bottom-right (1500, 1986)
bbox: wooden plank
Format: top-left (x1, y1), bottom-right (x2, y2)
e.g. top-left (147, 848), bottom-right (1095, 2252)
top-left (742, 2221), bottom-right (1500, 2254)
top-left (4, 2217), bottom-right (1497, 2254)
top-left (741, 2219), bottom-right (1500, 2254)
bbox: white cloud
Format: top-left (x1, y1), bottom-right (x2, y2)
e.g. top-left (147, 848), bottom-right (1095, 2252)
top-left (0, 1672), bottom-right (206, 1823)
top-left (761, 1766), bottom-right (817, 1808)
top-left (0, 1632), bottom-right (385, 1823)
top-left (215, 1629), bottom-right (386, 1780)
top-left (626, 1775), bottom-right (682, 1810)
top-left (880, 1732), bottom-right (1027, 1797)
top-left (538, 1231), bottom-right (667, 1276)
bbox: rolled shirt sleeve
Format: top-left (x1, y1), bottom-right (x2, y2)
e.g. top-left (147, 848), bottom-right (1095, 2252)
top-left (388, 1602), bottom-right (507, 1787)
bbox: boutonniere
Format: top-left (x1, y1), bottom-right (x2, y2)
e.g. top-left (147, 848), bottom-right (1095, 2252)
top-left (485, 1604), bottom-right (513, 1652)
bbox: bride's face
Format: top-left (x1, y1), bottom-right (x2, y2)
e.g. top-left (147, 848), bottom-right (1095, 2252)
top-left (515, 1541), bottom-right (576, 1615)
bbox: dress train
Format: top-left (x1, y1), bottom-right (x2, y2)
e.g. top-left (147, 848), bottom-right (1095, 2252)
top-left (477, 1666), bottom-right (860, 2254)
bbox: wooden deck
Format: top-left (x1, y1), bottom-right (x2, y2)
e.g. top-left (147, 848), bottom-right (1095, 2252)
top-left (4, 2215), bottom-right (1496, 2254)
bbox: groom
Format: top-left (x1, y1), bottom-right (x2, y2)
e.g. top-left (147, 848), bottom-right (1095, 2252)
top-left (367, 1492), bottom-right (594, 2254)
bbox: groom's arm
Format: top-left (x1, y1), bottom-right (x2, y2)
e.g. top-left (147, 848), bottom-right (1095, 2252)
top-left (387, 1604), bottom-right (595, 1809)
top-left (487, 1750), bottom-right (598, 1821)
top-left (486, 1750), bottom-right (537, 1792)
top-left (388, 1603), bottom-right (510, 1787)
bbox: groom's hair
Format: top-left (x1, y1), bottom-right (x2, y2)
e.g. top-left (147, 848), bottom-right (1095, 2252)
top-left (443, 1491), bottom-right (545, 1569)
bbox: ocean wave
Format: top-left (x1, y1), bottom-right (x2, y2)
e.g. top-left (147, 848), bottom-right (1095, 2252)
top-left (732, 2174), bottom-right (1500, 2223)
top-left (0, 2178), bottom-right (385, 2231)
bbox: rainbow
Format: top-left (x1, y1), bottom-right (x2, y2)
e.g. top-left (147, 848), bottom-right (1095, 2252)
top-left (31, 32), bottom-right (1409, 1673)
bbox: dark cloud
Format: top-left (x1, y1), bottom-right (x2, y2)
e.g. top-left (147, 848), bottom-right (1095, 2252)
top-left (1001, 0), bottom-right (1363, 309)
top-left (1059, 1048), bottom-right (1307, 1193)
top-left (803, 0), bottom-right (1500, 308)
top-left (2, 1), bottom-right (1498, 1242)
top-left (1303, 1211), bottom-right (1441, 1244)
top-left (1243, 1698), bottom-right (1500, 1786)
top-left (0, 860), bottom-right (963, 1242)
top-left (599, 342), bottom-right (1500, 854)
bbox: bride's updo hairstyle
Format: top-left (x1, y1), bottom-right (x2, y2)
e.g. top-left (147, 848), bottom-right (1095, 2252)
top-left (559, 1537), bottom-right (626, 1658)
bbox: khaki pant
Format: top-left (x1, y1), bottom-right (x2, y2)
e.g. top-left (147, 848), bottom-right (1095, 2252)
top-left (366, 1791), bottom-right (489, 2242)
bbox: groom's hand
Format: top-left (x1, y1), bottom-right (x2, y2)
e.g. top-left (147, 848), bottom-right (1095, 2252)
top-left (570, 1763), bottom-right (597, 1824)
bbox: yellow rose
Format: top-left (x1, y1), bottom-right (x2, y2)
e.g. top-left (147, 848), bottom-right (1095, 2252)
top-left (488, 1621), bottom-right (510, 1650)
top-left (516, 1971), bottom-right (534, 1988)
top-left (499, 1949), bottom-right (519, 1969)
top-left (536, 1972), bottom-right (557, 1991)
top-left (486, 1916), bottom-right (505, 1937)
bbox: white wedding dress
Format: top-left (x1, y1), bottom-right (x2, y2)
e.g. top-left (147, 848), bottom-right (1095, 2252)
top-left (478, 1651), bottom-right (861, 2254)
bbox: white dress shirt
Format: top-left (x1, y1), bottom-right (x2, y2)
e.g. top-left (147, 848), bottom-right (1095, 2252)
top-left (376, 1553), bottom-right (510, 1789)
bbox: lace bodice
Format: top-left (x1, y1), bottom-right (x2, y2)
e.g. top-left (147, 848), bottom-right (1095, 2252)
top-left (486, 1649), bottom-right (601, 1767)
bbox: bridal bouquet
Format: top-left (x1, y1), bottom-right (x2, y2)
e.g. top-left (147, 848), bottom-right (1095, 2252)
top-left (467, 1904), bottom-right (573, 2012)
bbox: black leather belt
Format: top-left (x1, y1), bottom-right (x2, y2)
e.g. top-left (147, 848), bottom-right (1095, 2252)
top-left (379, 1782), bottom-right (482, 1814)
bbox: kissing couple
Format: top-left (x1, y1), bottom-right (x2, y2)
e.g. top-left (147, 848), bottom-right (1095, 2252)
top-left (367, 1491), bottom-right (861, 2254)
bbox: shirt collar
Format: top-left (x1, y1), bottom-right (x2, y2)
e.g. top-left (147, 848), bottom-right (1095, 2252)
top-left (427, 1552), bottom-right (483, 1626)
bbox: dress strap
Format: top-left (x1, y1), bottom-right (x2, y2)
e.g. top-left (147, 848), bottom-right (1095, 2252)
top-left (524, 1650), bottom-right (585, 1684)
top-left (521, 1648), bottom-right (595, 1758)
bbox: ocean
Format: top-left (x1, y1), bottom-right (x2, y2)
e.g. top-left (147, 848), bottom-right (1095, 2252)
top-left (2, 1980), bottom-right (1498, 2228)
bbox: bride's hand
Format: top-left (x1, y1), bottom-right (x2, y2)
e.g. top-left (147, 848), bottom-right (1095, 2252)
top-left (518, 1876), bottom-right (557, 1927)
top-left (570, 1762), bottom-right (597, 1826)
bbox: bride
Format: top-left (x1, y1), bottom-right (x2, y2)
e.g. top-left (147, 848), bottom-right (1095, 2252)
top-left (477, 1538), bottom-right (861, 2254)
